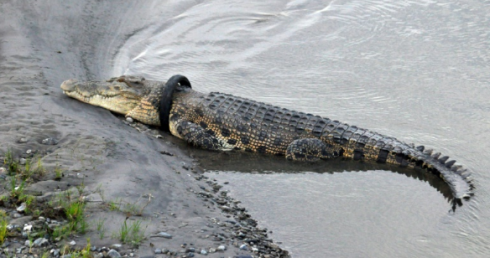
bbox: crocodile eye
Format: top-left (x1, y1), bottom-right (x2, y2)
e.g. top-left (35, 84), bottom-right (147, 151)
top-left (113, 86), bottom-right (121, 90)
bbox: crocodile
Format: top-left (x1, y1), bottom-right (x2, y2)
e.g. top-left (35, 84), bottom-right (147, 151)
top-left (61, 74), bottom-right (473, 208)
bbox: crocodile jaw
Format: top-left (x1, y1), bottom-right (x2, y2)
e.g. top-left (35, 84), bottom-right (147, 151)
top-left (61, 79), bottom-right (141, 116)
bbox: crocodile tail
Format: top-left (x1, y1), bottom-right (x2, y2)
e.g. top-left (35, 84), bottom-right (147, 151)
top-left (405, 147), bottom-right (474, 210)
top-left (380, 142), bottom-right (473, 210)
top-left (340, 129), bottom-right (473, 209)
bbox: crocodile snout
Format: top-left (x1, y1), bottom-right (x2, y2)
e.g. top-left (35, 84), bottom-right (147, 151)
top-left (60, 79), bottom-right (79, 92)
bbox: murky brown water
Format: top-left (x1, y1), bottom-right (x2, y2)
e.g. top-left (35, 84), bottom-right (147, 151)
top-left (3, 0), bottom-right (488, 257)
top-left (113, 0), bottom-right (490, 257)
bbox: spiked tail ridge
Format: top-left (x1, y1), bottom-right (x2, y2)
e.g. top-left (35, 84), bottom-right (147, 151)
top-left (337, 128), bottom-right (473, 209)
top-left (408, 146), bottom-right (473, 210)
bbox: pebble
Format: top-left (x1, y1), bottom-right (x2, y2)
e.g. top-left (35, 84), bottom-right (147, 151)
top-left (42, 137), bottom-right (58, 145)
top-left (239, 244), bottom-right (248, 250)
top-left (208, 248), bottom-right (216, 253)
top-left (153, 232), bottom-right (172, 238)
top-left (16, 203), bottom-right (26, 212)
top-left (126, 117), bottom-right (134, 123)
top-left (217, 245), bottom-right (226, 251)
top-left (26, 149), bottom-right (32, 154)
top-left (111, 244), bottom-right (122, 250)
top-left (23, 224), bottom-right (32, 233)
top-left (107, 249), bottom-right (121, 257)
top-left (19, 158), bottom-right (26, 165)
top-left (50, 249), bottom-right (60, 257)
top-left (200, 249), bottom-right (208, 255)
top-left (33, 237), bottom-right (49, 247)
top-left (69, 240), bottom-right (76, 246)
top-left (18, 137), bottom-right (28, 143)
top-left (154, 248), bottom-right (162, 254)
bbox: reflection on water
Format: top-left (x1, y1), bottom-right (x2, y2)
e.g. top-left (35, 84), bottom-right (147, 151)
top-left (114, 0), bottom-right (490, 257)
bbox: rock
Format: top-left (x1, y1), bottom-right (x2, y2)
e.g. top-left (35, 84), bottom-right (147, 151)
top-left (1, 241), bottom-right (10, 248)
top-left (23, 224), bottom-right (32, 233)
top-left (26, 149), bottom-right (32, 154)
top-left (153, 232), bottom-right (172, 239)
top-left (16, 202), bottom-right (26, 212)
top-left (217, 245), bottom-right (226, 251)
top-left (18, 137), bottom-right (28, 143)
top-left (240, 244), bottom-right (248, 250)
top-left (94, 253), bottom-right (104, 258)
top-left (19, 158), bottom-right (26, 165)
top-left (208, 248), bottom-right (216, 253)
top-left (25, 240), bottom-right (31, 246)
top-left (34, 238), bottom-right (49, 247)
top-left (111, 244), bottom-right (122, 250)
top-left (200, 249), bottom-right (208, 255)
top-left (50, 249), bottom-right (60, 257)
top-left (107, 249), bottom-right (121, 257)
top-left (42, 137), bottom-right (58, 145)
top-left (126, 117), bottom-right (134, 123)
top-left (69, 240), bottom-right (76, 246)
top-left (9, 216), bottom-right (32, 228)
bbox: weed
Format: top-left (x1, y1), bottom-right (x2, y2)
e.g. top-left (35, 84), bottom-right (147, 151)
top-left (76, 181), bottom-right (86, 197)
top-left (60, 238), bottom-right (93, 258)
top-left (122, 202), bottom-right (139, 215)
top-left (108, 199), bottom-right (121, 211)
top-left (96, 218), bottom-right (106, 239)
top-left (35, 156), bottom-right (45, 177)
top-left (4, 149), bottom-right (18, 175)
top-left (95, 184), bottom-right (105, 201)
top-left (54, 166), bottom-right (63, 181)
top-left (9, 176), bottom-right (26, 199)
top-left (0, 213), bottom-right (8, 244)
top-left (116, 218), bottom-right (146, 245)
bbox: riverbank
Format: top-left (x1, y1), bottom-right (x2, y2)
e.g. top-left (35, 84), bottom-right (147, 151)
top-left (0, 1), bottom-right (288, 257)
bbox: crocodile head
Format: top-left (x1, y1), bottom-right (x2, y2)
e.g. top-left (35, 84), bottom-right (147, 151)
top-left (61, 76), bottom-right (161, 125)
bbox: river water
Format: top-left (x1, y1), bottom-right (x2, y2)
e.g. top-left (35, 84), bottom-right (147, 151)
top-left (5, 0), bottom-right (489, 257)
top-left (114, 1), bottom-right (490, 257)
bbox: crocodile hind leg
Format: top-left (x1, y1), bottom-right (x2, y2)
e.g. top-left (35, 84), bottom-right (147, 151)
top-left (286, 138), bottom-right (332, 161)
top-left (174, 120), bottom-right (223, 150)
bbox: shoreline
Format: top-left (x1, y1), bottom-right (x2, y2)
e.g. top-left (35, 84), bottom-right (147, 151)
top-left (0, 1), bottom-right (289, 257)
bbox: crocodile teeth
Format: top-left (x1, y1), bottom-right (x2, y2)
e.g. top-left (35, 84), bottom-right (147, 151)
top-left (416, 145), bottom-right (425, 152)
top-left (423, 149), bottom-right (433, 155)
